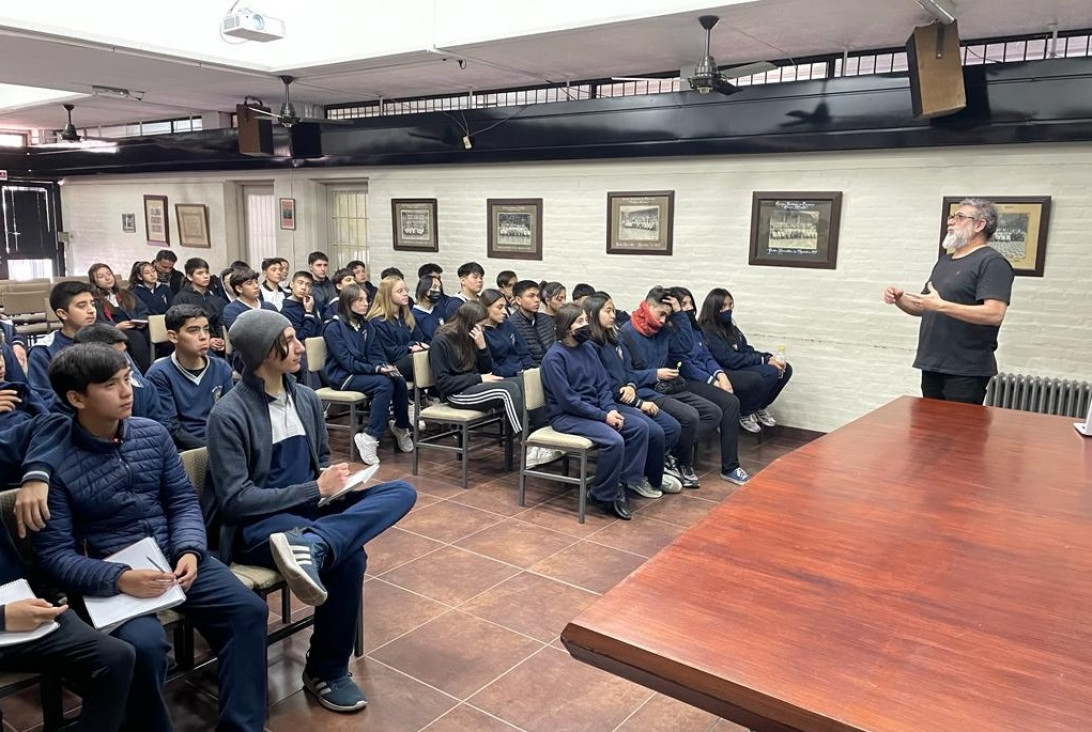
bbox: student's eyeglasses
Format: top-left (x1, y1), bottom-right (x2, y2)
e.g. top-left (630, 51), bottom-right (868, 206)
top-left (947, 213), bottom-right (979, 223)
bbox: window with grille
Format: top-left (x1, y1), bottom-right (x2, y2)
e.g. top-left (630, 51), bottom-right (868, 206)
top-left (242, 185), bottom-right (276, 267)
top-left (325, 186), bottom-right (369, 268)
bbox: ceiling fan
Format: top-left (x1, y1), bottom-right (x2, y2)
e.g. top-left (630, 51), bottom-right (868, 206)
top-left (243, 75), bottom-right (346, 128)
top-left (35, 104), bottom-right (117, 151)
top-left (613, 15), bottom-right (777, 95)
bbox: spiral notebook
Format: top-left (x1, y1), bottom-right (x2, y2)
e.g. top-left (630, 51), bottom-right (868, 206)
top-left (84, 537), bottom-right (186, 633)
top-left (318, 464), bottom-right (380, 507)
top-left (0, 578), bottom-right (60, 647)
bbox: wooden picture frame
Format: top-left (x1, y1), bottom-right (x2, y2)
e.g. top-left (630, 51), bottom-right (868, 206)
top-left (391, 198), bottom-right (439, 252)
top-left (279, 198), bottom-right (296, 230)
top-left (175, 204), bottom-right (211, 248)
top-left (749, 191), bottom-right (843, 269)
top-left (939, 196), bottom-right (1051, 277)
top-left (487, 198), bottom-right (543, 260)
top-left (143, 195), bottom-right (169, 246)
top-left (606, 190), bottom-right (675, 255)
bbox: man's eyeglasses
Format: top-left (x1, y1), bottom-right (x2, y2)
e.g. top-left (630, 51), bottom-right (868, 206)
top-left (947, 212), bottom-right (979, 223)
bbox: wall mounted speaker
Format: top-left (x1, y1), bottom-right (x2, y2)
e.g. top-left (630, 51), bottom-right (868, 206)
top-left (906, 20), bottom-right (966, 118)
top-left (236, 104), bottom-right (274, 157)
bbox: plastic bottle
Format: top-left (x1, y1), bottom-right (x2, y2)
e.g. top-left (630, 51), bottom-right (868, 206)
top-left (775, 345), bottom-right (786, 378)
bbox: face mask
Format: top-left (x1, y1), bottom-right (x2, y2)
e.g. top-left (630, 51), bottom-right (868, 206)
top-left (426, 291), bottom-right (442, 303)
top-left (572, 325), bottom-right (591, 344)
top-left (685, 310), bottom-right (698, 327)
top-left (719, 310), bottom-right (733, 326)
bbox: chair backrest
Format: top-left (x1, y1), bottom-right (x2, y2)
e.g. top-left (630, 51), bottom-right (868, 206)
top-left (304, 337), bottom-right (326, 369)
top-left (148, 314), bottom-right (168, 344)
top-left (412, 349), bottom-right (433, 389)
top-left (0, 290), bottom-right (49, 316)
top-left (179, 447), bottom-right (208, 498)
top-left (523, 368), bottom-right (546, 411)
top-left (43, 297), bottom-right (60, 328)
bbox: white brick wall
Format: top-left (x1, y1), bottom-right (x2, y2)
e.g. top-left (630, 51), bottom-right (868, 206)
top-left (60, 143), bottom-right (1092, 431)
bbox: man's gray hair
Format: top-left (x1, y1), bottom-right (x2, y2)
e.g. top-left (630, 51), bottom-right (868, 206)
top-left (960, 198), bottom-right (998, 240)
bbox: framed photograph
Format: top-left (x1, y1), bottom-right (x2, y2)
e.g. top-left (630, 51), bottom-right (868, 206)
top-left (606, 190), bottom-right (675, 255)
top-left (391, 198), bottom-right (439, 252)
top-left (939, 196), bottom-right (1051, 277)
top-left (279, 198), bottom-right (296, 230)
top-left (487, 198), bottom-right (543, 260)
top-left (175, 204), bottom-right (210, 248)
top-left (749, 192), bottom-right (843, 269)
top-left (121, 213), bottom-right (136, 233)
top-left (143, 195), bottom-right (169, 246)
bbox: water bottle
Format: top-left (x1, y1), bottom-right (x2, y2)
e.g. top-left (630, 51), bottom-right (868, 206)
top-left (775, 344), bottom-right (786, 379)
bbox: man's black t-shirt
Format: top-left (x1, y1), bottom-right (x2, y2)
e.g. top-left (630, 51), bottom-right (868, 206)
top-left (913, 245), bottom-right (1014, 377)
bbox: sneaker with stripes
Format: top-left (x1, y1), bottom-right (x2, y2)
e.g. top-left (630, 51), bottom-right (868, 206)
top-left (270, 529), bottom-right (328, 606)
top-left (302, 671), bottom-right (368, 713)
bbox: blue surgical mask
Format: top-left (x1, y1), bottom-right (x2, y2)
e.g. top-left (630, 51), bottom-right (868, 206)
top-left (719, 310), bottom-right (733, 325)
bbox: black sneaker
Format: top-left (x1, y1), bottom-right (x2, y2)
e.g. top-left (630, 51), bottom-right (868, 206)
top-left (663, 454), bottom-right (684, 482)
top-left (270, 529), bottom-right (328, 606)
top-left (680, 464), bottom-right (701, 489)
top-left (303, 671), bottom-right (368, 713)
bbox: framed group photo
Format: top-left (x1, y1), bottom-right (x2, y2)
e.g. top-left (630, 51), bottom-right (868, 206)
top-left (606, 190), bottom-right (674, 255)
top-left (749, 191), bottom-right (843, 269)
top-left (939, 196), bottom-right (1051, 277)
top-left (391, 198), bottom-right (439, 252)
top-left (487, 198), bottom-right (543, 260)
top-left (143, 195), bottom-right (169, 246)
top-left (175, 204), bottom-right (211, 248)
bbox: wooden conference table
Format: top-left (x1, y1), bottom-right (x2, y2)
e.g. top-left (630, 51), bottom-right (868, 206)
top-left (562, 397), bottom-right (1092, 731)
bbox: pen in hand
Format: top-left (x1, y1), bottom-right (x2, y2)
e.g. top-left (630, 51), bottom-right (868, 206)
top-left (146, 555), bottom-right (176, 584)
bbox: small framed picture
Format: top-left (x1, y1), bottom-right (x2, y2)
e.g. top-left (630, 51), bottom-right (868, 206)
top-left (606, 191), bottom-right (675, 255)
top-left (143, 195), bottom-right (170, 246)
top-left (121, 213), bottom-right (136, 233)
top-left (939, 196), bottom-right (1051, 277)
top-left (175, 204), bottom-right (211, 248)
top-left (391, 199), bottom-right (439, 252)
top-left (279, 198), bottom-right (296, 230)
top-left (487, 198), bottom-right (543, 260)
top-left (749, 192), bottom-right (843, 269)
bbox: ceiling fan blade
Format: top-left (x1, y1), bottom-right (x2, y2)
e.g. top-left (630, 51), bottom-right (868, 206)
top-left (611, 76), bottom-right (681, 83)
top-left (723, 61), bottom-right (777, 79)
top-left (297, 116), bottom-right (351, 125)
top-left (246, 106), bottom-right (280, 120)
top-left (712, 77), bottom-right (740, 96)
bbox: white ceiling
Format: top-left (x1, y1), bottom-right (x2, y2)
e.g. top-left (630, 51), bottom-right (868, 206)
top-left (0, 0), bottom-right (1089, 134)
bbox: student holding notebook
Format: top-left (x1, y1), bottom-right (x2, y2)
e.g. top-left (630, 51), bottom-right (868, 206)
top-left (32, 343), bottom-right (269, 732)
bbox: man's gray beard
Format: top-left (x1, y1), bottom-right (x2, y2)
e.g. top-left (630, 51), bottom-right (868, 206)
top-left (942, 230), bottom-right (971, 251)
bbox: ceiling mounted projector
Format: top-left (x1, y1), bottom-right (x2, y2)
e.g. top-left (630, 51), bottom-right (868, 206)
top-left (221, 8), bottom-right (285, 42)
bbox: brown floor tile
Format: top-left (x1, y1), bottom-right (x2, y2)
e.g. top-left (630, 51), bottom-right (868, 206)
top-left (397, 501), bottom-right (504, 544)
top-left (470, 645), bottom-right (652, 732)
top-left (617, 693), bottom-right (720, 731)
top-left (409, 493), bottom-right (442, 513)
top-left (265, 634), bottom-right (311, 705)
top-left (514, 494), bottom-right (620, 538)
top-left (423, 703), bottom-right (523, 731)
top-left (631, 493), bottom-right (719, 528)
top-left (400, 472), bottom-right (473, 499)
top-left (364, 526), bottom-right (445, 577)
top-left (448, 477), bottom-right (545, 516)
top-left (459, 572), bottom-right (599, 643)
top-left (685, 476), bottom-right (745, 502)
top-left (266, 656), bottom-right (458, 732)
top-left (362, 577), bottom-right (451, 651)
top-left (529, 540), bottom-right (646, 595)
top-left (710, 718), bottom-right (750, 731)
top-left (380, 545), bottom-right (520, 605)
top-left (455, 519), bottom-right (577, 568)
top-left (369, 610), bottom-right (542, 700)
top-left (585, 514), bottom-right (687, 558)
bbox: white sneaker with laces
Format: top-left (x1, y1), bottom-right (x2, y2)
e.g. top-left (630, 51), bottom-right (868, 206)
top-left (738, 413), bottom-right (762, 433)
top-left (659, 474), bottom-right (683, 494)
top-left (525, 446), bottom-right (564, 468)
top-left (388, 421), bottom-right (415, 453)
top-left (755, 408), bottom-right (777, 428)
top-left (354, 432), bottom-right (380, 465)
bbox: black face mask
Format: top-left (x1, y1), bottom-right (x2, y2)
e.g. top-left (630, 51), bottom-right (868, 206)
top-left (685, 310), bottom-right (699, 328)
top-left (426, 291), bottom-right (442, 303)
top-left (572, 325), bottom-right (591, 344)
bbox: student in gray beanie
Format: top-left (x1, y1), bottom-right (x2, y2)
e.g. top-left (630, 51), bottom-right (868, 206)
top-left (204, 306), bottom-right (417, 714)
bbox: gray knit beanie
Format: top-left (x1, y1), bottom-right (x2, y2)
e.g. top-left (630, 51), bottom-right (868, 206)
top-left (229, 308), bottom-right (292, 371)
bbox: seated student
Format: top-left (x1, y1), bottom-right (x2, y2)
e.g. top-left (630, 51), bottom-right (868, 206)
top-left (0, 319), bottom-right (28, 373)
top-left (583, 293), bottom-right (683, 494)
top-left (539, 281), bottom-right (567, 318)
top-left (281, 270), bottom-right (323, 377)
top-left (128, 261), bottom-right (172, 315)
top-left (540, 304), bottom-right (652, 520)
top-left (323, 267), bottom-right (356, 322)
top-left (259, 258), bottom-right (288, 311)
top-left (439, 262), bottom-right (485, 321)
top-left (417, 262), bottom-right (448, 315)
top-left (0, 342), bottom-right (49, 427)
top-left (428, 301), bottom-right (524, 437)
top-left (323, 284), bottom-right (414, 464)
top-left (509, 280), bottom-right (555, 367)
top-left (88, 262), bottom-right (152, 372)
top-left (571, 283), bottom-right (595, 306)
top-left (204, 310), bottom-right (416, 714)
top-left (698, 288), bottom-right (792, 432)
top-left (495, 270), bottom-right (518, 313)
top-left (34, 343), bottom-right (269, 732)
top-left (153, 249), bottom-right (185, 295)
top-left (379, 267), bottom-right (404, 281)
top-left (172, 257), bottom-right (228, 355)
top-left (72, 323), bottom-right (169, 426)
top-left (146, 304), bottom-right (235, 450)
top-left (308, 251), bottom-right (337, 307)
top-left (410, 275), bottom-right (444, 342)
top-left (223, 267), bottom-right (278, 332)
top-left (368, 276), bottom-right (427, 382)
top-left (347, 260), bottom-right (377, 303)
top-left (221, 266), bottom-right (239, 303)
top-left (28, 282), bottom-right (99, 408)
top-left (1, 339), bottom-right (27, 385)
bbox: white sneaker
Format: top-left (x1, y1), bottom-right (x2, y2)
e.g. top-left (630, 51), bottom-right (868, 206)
top-left (525, 446), bottom-right (564, 468)
top-left (659, 474), bottom-right (683, 494)
top-left (755, 408), bottom-right (777, 428)
top-left (738, 414), bottom-right (762, 434)
top-left (354, 432), bottom-right (380, 465)
top-left (388, 421), bottom-right (415, 453)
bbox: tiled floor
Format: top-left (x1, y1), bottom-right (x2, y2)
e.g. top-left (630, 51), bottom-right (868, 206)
top-left (2, 427), bottom-right (815, 732)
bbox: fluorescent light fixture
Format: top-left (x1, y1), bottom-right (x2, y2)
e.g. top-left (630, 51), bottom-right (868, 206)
top-left (916, 0), bottom-right (957, 25)
top-left (91, 85), bottom-right (144, 102)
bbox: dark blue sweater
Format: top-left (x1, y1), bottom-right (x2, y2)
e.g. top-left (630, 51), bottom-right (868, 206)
top-left (410, 305), bottom-right (443, 342)
top-left (483, 320), bottom-right (533, 377)
top-left (131, 282), bottom-right (173, 315)
top-left (146, 353), bottom-right (234, 445)
top-left (677, 316), bottom-right (725, 384)
top-left (618, 311), bottom-right (693, 399)
top-left (540, 341), bottom-right (615, 423)
top-left (27, 330), bottom-right (74, 407)
top-left (704, 328), bottom-right (769, 370)
top-left (322, 317), bottom-right (387, 389)
top-left (371, 314), bottom-right (425, 364)
top-left (222, 299), bottom-right (278, 332)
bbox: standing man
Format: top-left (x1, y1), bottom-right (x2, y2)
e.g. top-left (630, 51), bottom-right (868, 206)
top-left (153, 250), bottom-right (186, 295)
top-left (309, 252), bottom-right (337, 307)
top-left (884, 198), bottom-right (1013, 405)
